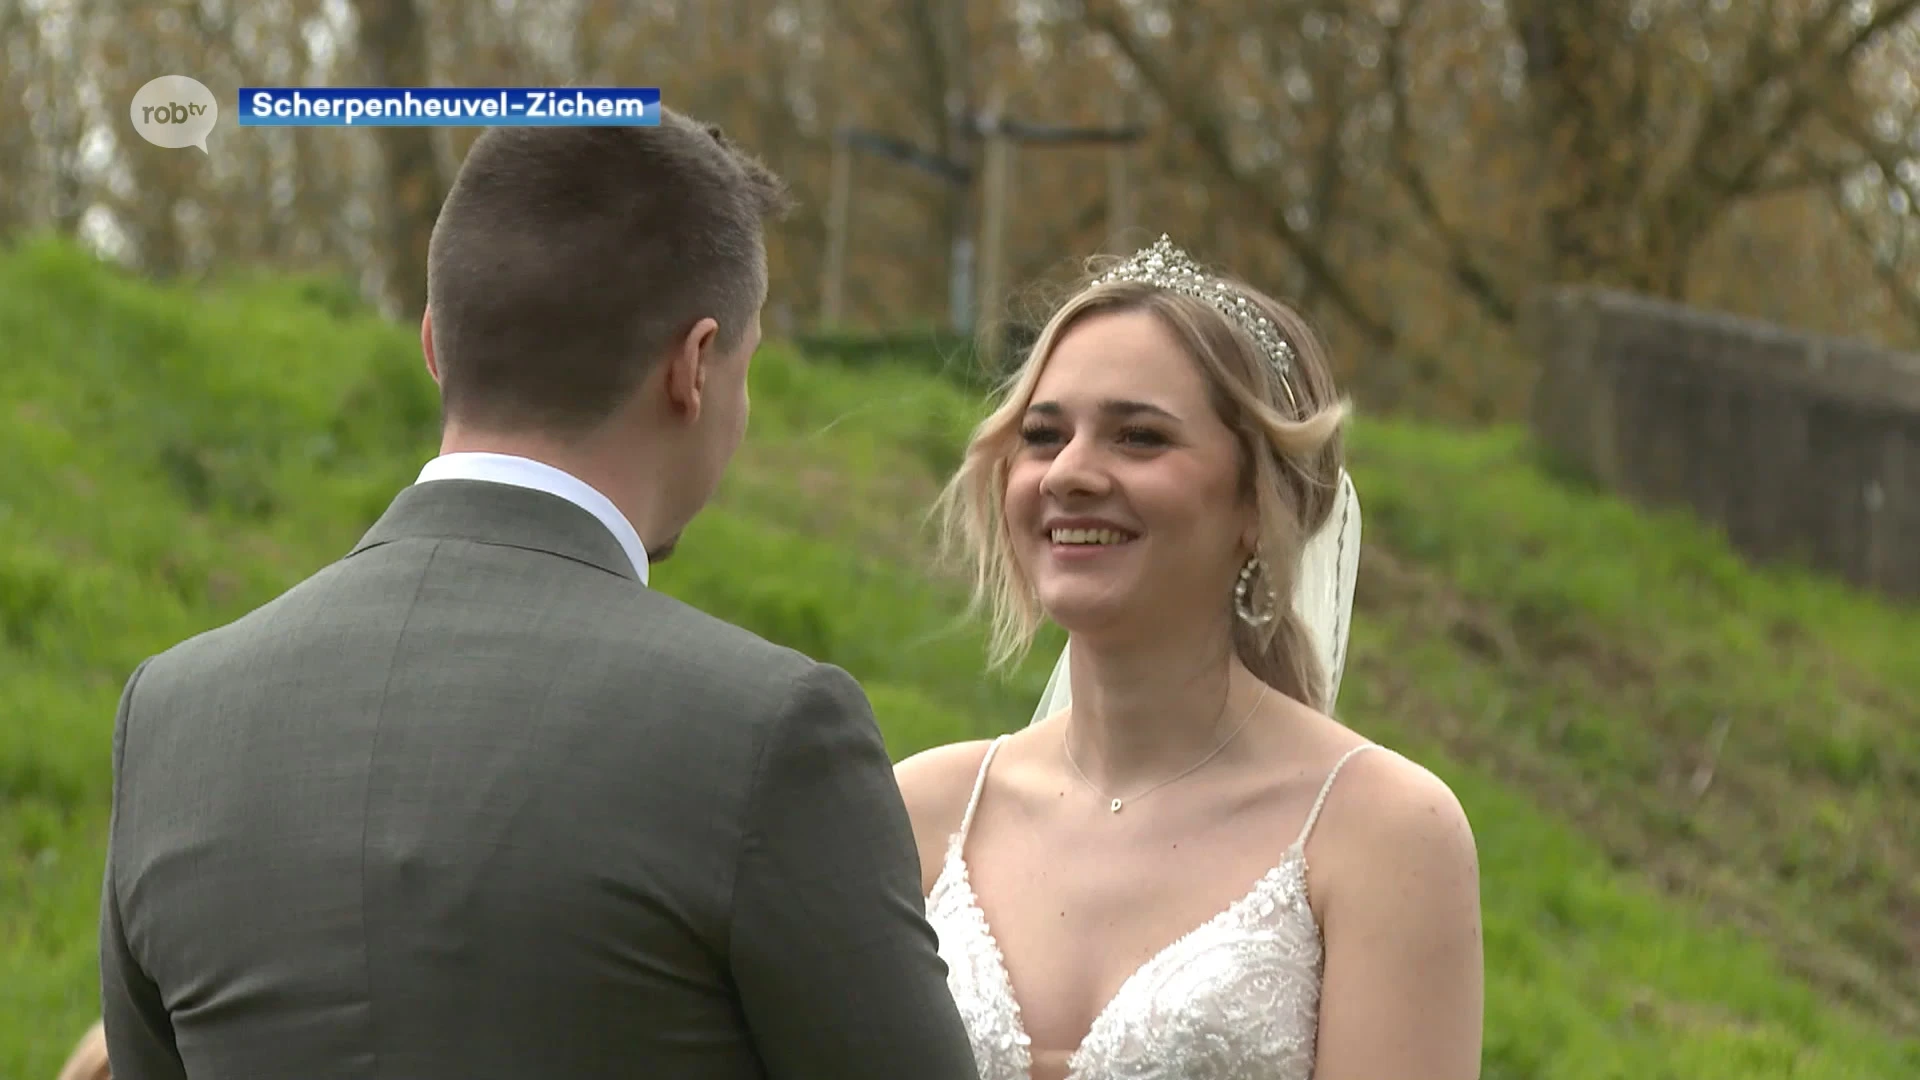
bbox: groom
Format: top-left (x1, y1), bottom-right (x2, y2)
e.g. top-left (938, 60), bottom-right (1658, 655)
top-left (98, 112), bottom-right (978, 1079)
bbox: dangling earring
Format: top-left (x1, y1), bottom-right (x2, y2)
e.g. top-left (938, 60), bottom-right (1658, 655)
top-left (1234, 553), bottom-right (1277, 627)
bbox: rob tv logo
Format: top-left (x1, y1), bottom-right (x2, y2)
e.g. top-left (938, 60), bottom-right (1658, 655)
top-left (130, 76), bottom-right (219, 153)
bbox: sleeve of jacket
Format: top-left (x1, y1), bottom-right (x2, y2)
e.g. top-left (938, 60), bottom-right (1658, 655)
top-left (726, 660), bottom-right (978, 1079)
top-left (99, 657), bottom-right (190, 1080)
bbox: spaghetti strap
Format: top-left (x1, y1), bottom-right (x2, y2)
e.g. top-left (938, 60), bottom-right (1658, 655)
top-left (953, 735), bottom-right (1009, 854)
top-left (1290, 743), bottom-right (1378, 853)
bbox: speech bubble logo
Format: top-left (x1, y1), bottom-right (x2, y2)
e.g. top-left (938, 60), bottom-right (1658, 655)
top-left (130, 76), bottom-right (219, 153)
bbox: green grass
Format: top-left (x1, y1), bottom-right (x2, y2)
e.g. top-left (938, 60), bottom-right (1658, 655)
top-left (1345, 424), bottom-right (1920, 1034)
top-left (3, 233), bottom-right (1917, 1078)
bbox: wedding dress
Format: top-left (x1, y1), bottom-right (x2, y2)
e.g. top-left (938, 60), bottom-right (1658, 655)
top-left (926, 737), bottom-right (1377, 1080)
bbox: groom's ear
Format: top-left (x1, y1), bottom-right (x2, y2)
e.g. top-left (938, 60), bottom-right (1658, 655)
top-left (420, 309), bottom-right (442, 386)
top-left (661, 316), bottom-right (721, 422)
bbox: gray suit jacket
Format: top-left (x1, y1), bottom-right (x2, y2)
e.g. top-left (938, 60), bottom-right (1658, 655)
top-left (99, 478), bottom-right (978, 1079)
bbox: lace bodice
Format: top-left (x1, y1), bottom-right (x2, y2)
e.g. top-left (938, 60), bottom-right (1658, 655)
top-left (926, 738), bottom-right (1376, 1080)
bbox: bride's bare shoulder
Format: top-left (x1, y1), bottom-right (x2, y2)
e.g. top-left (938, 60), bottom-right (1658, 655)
top-left (1311, 742), bottom-right (1479, 916)
top-left (894, 739), bottom-right (999, 892)
top-left (895, 739), bottom-right (998, 812)
top-left (1300, 743), bottom-right (1483, 1076)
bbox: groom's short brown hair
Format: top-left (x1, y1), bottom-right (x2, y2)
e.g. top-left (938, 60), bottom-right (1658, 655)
top-left (425, 107), bottom-right (793, 435)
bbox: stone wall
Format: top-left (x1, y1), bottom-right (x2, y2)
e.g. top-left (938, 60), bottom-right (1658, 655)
top-left (1524, 286), bottom-right (1920, 601)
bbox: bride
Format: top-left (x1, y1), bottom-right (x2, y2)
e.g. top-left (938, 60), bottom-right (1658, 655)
top-left (899, 237), bottom-right (1484, 1079)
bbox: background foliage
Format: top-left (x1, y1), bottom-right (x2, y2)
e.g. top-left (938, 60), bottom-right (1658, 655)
top-left (6, 0), bottom-right (1920, 420)
top-left (4, 237), bottom-right (1918, 1078)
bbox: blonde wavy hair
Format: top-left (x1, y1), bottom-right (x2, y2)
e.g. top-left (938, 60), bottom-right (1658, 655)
top-left (934, 260), bottom-right (1349, 710)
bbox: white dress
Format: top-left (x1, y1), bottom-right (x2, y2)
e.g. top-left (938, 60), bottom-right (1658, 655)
top-left (925, 736), bottom-right (1377, 1080)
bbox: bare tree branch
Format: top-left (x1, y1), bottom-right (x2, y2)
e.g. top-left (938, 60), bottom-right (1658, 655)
top-left (903, 0), bottom-right (956, 149)
top-left (1676, 0), bottom-right (1920, 231)
top-left (1074, 0), bottom-right (1398, 351)
top-left (1827, 184), bottom-right (1920, 333)
top-left (1819, 101), bottom-right (1920, 222)
top-left (1296, 30), bottom-right (1352, 315)
top-left (1382, 1), bottom-right (1516, 324)
top-left (1746, 151), bottom-right (1877, 196)
top-left (818, 0), bottom-right (933, 120)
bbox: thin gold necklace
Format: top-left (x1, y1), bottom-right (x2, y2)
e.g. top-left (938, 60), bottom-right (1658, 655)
top-left (1063, 684), bottom-right (1269, 813)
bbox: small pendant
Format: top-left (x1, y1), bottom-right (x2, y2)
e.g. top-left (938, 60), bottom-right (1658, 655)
top-left (1110, 798), bottom-right (1124, 813)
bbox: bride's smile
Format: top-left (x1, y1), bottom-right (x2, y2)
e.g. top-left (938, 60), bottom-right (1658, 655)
top-left (1005, 308), bottom-right (1252, 645)
top-left (1042, 517), bottom-right (1138, 556)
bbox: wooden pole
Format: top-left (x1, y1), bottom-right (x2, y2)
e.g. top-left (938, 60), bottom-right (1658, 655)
top-left (818, 90), bottom-right (1140, 342)
top-left (976, 102), bottom-right (1014, 360)
top-left (821, 128), bottom-right (853, 327)
top-left (1106, 96), bottom-right (1133, 250)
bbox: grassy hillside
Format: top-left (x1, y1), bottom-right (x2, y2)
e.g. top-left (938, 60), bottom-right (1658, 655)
top-left (2, 235), bottom-right (1916, 1079)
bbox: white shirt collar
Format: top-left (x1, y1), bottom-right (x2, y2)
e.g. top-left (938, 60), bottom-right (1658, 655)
top-left (414, 452), bottom-right (650, 585)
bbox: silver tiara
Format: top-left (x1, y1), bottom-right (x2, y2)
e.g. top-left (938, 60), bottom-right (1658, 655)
top-left (1091, 235), bottom-right (1299, 397)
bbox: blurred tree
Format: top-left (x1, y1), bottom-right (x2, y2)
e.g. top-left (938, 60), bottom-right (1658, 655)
top-left (354, 0), bottom-right (442, 321)
top-left (1511, 0), bottom-right (1920, 296)
top-left (6, 0), bottom-right (1919, 416)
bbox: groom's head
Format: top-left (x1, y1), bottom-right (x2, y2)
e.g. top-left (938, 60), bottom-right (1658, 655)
top-left (421, 107), bottom-right (793, 561)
